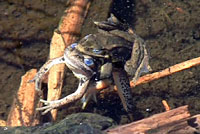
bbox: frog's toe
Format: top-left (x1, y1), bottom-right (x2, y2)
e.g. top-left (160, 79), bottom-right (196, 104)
top-left (36, 99), bottom-right (58, 115)
top-left (141, 63), bottom-right (152, 74)
top-left (28, 78), bottom-right (43, 93)
top-left (81, 91), bottom-right (98, 110)
top-left (36, 105), bottom-right (53, 115)
top-left (81, 97), bottom-right (89, 110)
top-left (81, 93), bottom-right (97, 109)
top-left (39, 99), bottom-right (50, 105)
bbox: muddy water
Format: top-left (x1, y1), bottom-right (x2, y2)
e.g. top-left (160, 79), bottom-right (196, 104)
top-left (0, 0), bottom-right (200, 124)
top-left (0, 0), bottom-right (68, 121)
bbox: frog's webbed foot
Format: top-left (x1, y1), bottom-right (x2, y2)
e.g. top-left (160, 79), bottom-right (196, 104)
top-left (28, 56), bottom-right (65, 92)
top-left (37, 79), bottom-right (90, 115)
top-left (36, 99), bottom-right (58, 115)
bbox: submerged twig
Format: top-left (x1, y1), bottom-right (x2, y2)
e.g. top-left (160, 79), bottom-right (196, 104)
top-left (130, 56), bottom-right (200, 87)
top-left (7, 69), bottom-right (40, 126)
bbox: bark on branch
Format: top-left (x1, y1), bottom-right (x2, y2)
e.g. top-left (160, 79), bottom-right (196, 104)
top-left (47, 0), bottom-right (91, 121)
top-left (106, 105), bottom-right (200, 134)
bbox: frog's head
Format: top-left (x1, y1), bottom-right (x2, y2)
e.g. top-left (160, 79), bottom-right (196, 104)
top-left (74, 14), bottom-right (133, 64)
top-left (64, 43), bottom-right (96, 81)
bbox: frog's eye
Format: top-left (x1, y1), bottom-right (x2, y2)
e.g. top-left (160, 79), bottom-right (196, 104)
top-left (84, 58), bottom-right (94, 67)
top-left (92, 49), bottom-right (102, 54)
top-left (70, 43), bottom-right (78, 48)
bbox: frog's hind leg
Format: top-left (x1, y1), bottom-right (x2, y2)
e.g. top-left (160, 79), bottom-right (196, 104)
top-left (36, 79), bottom-right (90, 115)
top-left (29, 56), bottom-right (66, 91)
top-left (112, 69), bottom-right (135, 121)
top-left (112, 69), bottom-right (134, 113)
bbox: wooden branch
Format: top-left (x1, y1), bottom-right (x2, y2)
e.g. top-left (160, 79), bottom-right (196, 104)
top-left (131, 56), bottom-right (200, 87)
top-left (6, 69), bottom-right (40, 126)
top-left (47, 0), bottom-right (91, 121)
top-left (145, 114), bottom-right (200, 134)
top-left (58, 0), bottom-right (91, 44)
top-left (94, 56), bottom-right (200, 91)
top-left (47, 31), bottom-right (66, 121)
top-left (105, 105), bottom-right (191, 134)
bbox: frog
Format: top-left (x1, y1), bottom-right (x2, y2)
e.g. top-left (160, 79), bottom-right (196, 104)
top-left (75, 14), bottom-right (151, 83)
top-left (29, 42), bottom-right (96, 115)
top-left (74, 15), bottom-right (151, 113)
top-left (29, 14), bottom-right (151, 115)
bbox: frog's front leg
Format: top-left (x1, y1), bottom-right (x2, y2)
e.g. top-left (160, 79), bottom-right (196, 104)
top-left (29, 56), bottom-right (66, 91)
top-left (37, 78), bottom-right (90, 115)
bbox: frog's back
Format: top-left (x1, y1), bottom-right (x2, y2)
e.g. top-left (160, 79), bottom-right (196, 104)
top-left (90, 33), bottom-right (131, 68)
top-left (95, 32), bottom-right (133, 50)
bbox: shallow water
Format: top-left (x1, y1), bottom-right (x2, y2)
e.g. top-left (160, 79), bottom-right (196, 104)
top-left (0, 0), bottom-right (200, 124)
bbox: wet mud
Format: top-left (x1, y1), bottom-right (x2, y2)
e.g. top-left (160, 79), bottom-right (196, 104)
top-left (0, 0), bottom-right (200, 124)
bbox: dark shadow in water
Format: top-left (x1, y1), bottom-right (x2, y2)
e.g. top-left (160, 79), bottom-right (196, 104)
top-left (0, 37), bottom-right (50, 70)
top-left (109, 0), bottom-right (136, 27)
top-left (5, 0), bottom-right (67, 17)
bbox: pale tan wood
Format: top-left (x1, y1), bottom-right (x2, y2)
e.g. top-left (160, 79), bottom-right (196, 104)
top-left (162, 100), bottom-right (170, 111)
top-left (131, 56), bottom-right (200, 87)
top-left (47, 31), bottom-right (66, 121)
top-left (0, 120), bottom-right (6, 126)
top-left (58, 0), bottom-right (91, 45)
top-left (145, 114), bottom-right (200, 134)
top-left (6, 69), bottom-right (40, 126)
top-left (47, 0), bottom-right (91, 121)
top-left (106, 105), bottom-right (190, 134)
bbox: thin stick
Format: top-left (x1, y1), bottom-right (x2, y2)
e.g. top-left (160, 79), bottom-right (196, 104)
top-left (162, 100), bottom-right (170, 111)
top-left (94, 56), bottom-right (200, 90)
top-left (131, 56), bottom-right (200, 87)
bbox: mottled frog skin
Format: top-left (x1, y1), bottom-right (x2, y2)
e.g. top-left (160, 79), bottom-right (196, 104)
top-left (75, 15), bottom-right (151, 112)
top-left (29, 14), bottom-right (151, 115)
top-left (76, 15), bottom-right (151, 82)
